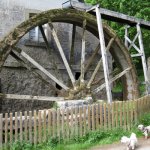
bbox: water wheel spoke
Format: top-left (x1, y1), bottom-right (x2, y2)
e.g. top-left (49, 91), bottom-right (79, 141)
top-left (0, 93), bottom-right (64, 101)
top-left (48, 22), bottom-right (76, 88)
top-left (70, 24), bottom-right (76, 65)
top-left (10, 51), bottom-right (59, 92)
top-left (13, 47), bottom-right (69, 91)
top-left (85, 43), bottom-right (100, 73)
top-left (80, 19), bottom-right (86, 85)
top-left (39, 25), bottom-right (51, 53)
top-left (87, 37), bottom-right (115, 88)
top-left (92, 67), bottom-right (131, 93)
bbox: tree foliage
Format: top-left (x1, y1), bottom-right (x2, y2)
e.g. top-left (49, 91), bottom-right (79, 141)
top-left (85, 0), bottom-right (150, 60)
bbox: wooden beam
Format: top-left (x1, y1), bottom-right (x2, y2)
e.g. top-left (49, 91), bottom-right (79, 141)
top-left (128, 32), bottom-right (139, 50)
top-left (85, 44), bottom-right (100, 73)
top-left (13, 47), bottom-right (69, 90)
top-left (80, 19), bottom-right (86, 84)
top-left (10, 51), bottom-right (59, 92)
top-left (39, 25), bottom-right (51, 54)
top-left (70, 24), bottom-right (76, 65)
top-left (87, 37), bottom-right (115, 88)
top-left (93, 67), bottom-right (131, 93)
top-left (49, 22), bottom-right (76, 88)
top-left (96, 6), bottom-right (112, 103)
top-left (0, 93), bottom-right (64, 101)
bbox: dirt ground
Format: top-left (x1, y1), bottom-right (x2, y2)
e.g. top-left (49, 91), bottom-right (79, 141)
top-left (90, 138), bottom-right (150, 150)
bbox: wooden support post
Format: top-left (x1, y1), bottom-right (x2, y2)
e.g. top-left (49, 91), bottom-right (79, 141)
top-left (80, 19), bottom-right (86, 84)
top-left (95, 6), bottom-right (112, 103)
top-left (124, 25), bottom-right (129, 48)
top-left (137, 23), bottom-right (149, 94)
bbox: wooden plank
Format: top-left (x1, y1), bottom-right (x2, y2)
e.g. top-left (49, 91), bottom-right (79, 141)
top-left (52, 110), bottom-right (56, 138)
top-left (20, 112), bottom-right (23, 142)
top-left (39, 25), bottom-right (51, 53)
top-left (85, 44), bottom-right (100, 73)
top-left (87, 37), bottom-right (115, 88)
top-left (111, 103), bottom-right (115, 128)
top-left (38, 111), bottom-right (42, 143)
top-left (104, 103), bottom-right (107, 130)
top-left (83, 106), bottom-right (87, 135)
top-left (48, 109), bottom-right (52, 137)
top-left (107, 103), bottom-right (111, 130)
top-left (5, 113), bottom-right (8, 145)
top-left (34, 110), bottom-right (37, 145)
top-left (92, 105), bottom-right (95, 131)
top-left (15, 112), bottom-right (18, 142)
top-left (93, 67), bottom-right (131, 93)
top-left (66, 108), bottom-right (70, 140)
top-left (88, 105), bottom-right (91, 131)
top-left (115, 102), bottom-right (118, 128)
top-left (127, 101), bottom-right (130, 130)
top-left (99, 103), bottom-right (103, 128)
top-left (119, 102), bottom-right (123, 127)
top-left (0, 114), bottom-right (3, 148)
top-left (0, 93), bottom-right (64, 101)
top-left (61, 109), bottom-right (65, 139)
top-left (123, 101), bottom-right (127, 130)
top-left (75, 107), bottom-right (78, 137)
top-left (57, 109), bottom-right (60, 141)
top-left (80, 19), bottom-right (86, 84)
top-left (70, 25), bottom-right (76, 65)
top-left (130, 101), bottom-right (134, 128)
top-left (10, 113), bottom-right (13, 144)
top-left (79, 107), bottom-right (83, 137)
top-left (49, 23), bottom-right (76, 87)
top-left (13, 47), bottom-right (69, 90)
top-left (95, 6), bottom-right (112, 103)
top-left (70, 107), bottom-right (74, 138)
top-left (24, 111), bottom-right (28, 141)
top-left (95, 104), bottom-right (99, 130)
top-left (29, 111), bottom-right (32, 143)
top-left (134, 100), bottom-right (138, 123)
top-left (43, 110), bottom-right (47, 142)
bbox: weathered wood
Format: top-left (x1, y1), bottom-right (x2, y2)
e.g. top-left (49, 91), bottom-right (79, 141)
top-left (57, 109), bottom-right (60, 141)
top-left (66, 108), bottom-right (70, 140)
top-left (39, 25), bottom-right (51, 53)
top-left (70, 25), bottom-right (76, 65)
top-left (48, 109), bottom-right (51, 137)
top-left (88, 105), bottom-right (91, 130)
top-left (115, 102), bottom-right (118, 128)
top-left (52, 110), bottom-right (56, 138)
top-left (0, 114), bottom-right (2, 147)
top-left (99, 103), bottom-right (103, 128)
top-left (96, 104), bottom-right (99, 130)
top-left (29, 111), bottom-right (32, 143)
top-left (5, 113), bottom-right (8, 145)
top-left (49, 22), bottom-right (76, 87)
top-left (15, 112), bottom-right (18, 141)
top-left (120, 102), bottom-right (123, 127)
top-left (123, 101), bottom-right (127, 130)
top-left (87, 37), bottom-right (115, 88)
top-left (10, 113), bottom-right (13, 144)
top-left (79, 107), bottom-right (83, 137)
top-left (80, 19), bottom-right (86, 84)
top-left (61, 109), bottom-right (65, 139)
top-left (96, 6), bottom-right (112, 103)
top-left (75, 107), bottom-right (78, 137)
top-left (92, 105), bottom-right (95, 130)
top-left (83, 106), bottom-right (87, 135)
top-left (93, 67), bottom-right (131, 93)
top-left (34, 111), bottom-right (37, 145)
top-left (107, 103), bottom-right (111, 130)
top-left (13, 47), bottom-right (69, 90)
top-left (111, 103), bottom-right (115, 128)
top-left (20, 112), bottom-right (23, 142)
top-left (104, 103), bottom-right (107, 130)
top-left (128, 32), bottom-right (139, 50)
top-left (24, 111), bottom-right (28, 141)
top-left (43, 110), bottom-right (46, 142)
top-left (0, 93), bottom-right (64, 101)
top-left (38, 111), bottom-right (42, 143)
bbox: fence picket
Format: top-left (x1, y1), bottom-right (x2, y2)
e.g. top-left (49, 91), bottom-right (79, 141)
top-left (123, 101), bottom-right (126, 130)
top-left (92, 105), bottom-right (95, 131)
top-left (79, 107), bottom-right (83, 137)
top-left (70, 107), bottom-right (74, 138)
top-left (104, 103), bottom-right (107, 130)
top-left (100, 103), bottom-right (103, 128)
top-left (29, 111), bottom-right (32, 143)
top-left (10, 113), bottom-right (13, 144)
top-left (5, 113), bottom-right (8, 145)
top-left (43, 110), bottom-right (46, 142)
top-left (15, 112), bottom-right (18, 141)
top-left (57, 109), bottom-right (60, 141)
top-left (66, 108), bottom-right (70, 140)
top-left (38, 111), bottom-right (42, 143)
top-left (119, 102), bottom-right (123, 127)
top-left (88, 105), bottom-right (91, 131)
top-left (48, 109), bottom-right (52, 137)
top-left (34, 110), bottom-right (37, 145)
top-left (112, 102), bottom-right (115, 128)
top-left (0, 114), bottom-right (2, 147)
top-left (96, 104), bottom-right (99, 130)
top-left (107, 103), bottom-right (111, 130)
top-left (20, 112), bottom-right (23, 142)
top-left (115, 102), bottom-right (118, 128)
top-left (52, 110), bottom-right (56, 138)
top-left (24, 111), bottom-right (28, 141)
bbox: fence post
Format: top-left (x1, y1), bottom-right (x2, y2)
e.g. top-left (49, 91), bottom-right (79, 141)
top-left (92, 105), bottom-right (95, 131)
top-left (0, 114), bottom-right (2, 148)
top-left (10, 113), bottom-right (13, 144)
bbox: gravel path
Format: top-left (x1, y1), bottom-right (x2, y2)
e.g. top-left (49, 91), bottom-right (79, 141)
top-left (90, 138), bottom-right (150, 150)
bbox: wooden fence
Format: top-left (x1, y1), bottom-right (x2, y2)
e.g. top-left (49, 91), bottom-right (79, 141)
top-left (0, 95), bottom-right (150, 147)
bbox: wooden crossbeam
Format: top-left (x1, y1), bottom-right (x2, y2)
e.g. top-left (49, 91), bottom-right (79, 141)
top-left (93, 67), bottom-right (131, 93)
top-left (87, 37), bottom-right (115, 88)
top-left (128, 32), bottom-right (139, 50)
top-left (49, 22), bottom-right (76, 88)
top-left (0, 93), bottom-right (64, 101)
top-left (13, 47), bottom-right (69, 90)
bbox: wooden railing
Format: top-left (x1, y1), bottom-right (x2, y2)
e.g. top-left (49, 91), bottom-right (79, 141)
top-left (0, 95), bottom-right (150, 147)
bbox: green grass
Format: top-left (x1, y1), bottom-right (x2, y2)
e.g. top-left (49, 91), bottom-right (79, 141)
top-left (4, 113), bottom-right (150, 150)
